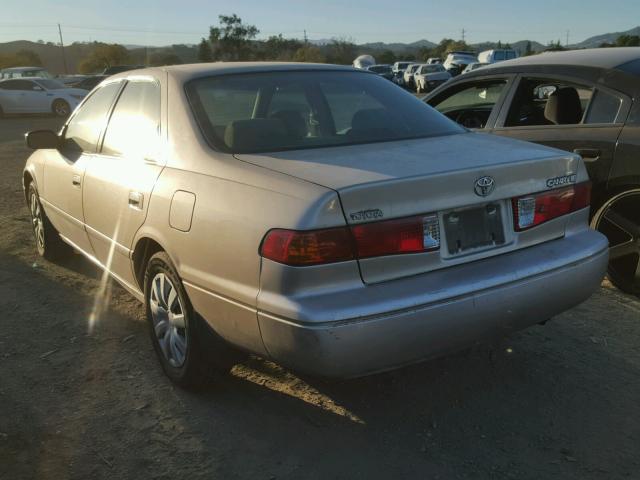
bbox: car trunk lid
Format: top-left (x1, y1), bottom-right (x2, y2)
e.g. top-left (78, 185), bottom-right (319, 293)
top-left (236, 132), bottom-right (585, 283)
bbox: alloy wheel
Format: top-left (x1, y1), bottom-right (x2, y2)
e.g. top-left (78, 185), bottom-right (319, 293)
top-left (29, 190), bottom-right (45, 252)
top-left (592, 190), bottom-right (640, 294)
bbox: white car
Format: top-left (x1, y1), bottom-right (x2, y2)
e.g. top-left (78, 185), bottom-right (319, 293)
top-left (0, 78), bottom-right (86, 117)
top-left (414, 64), bottom-right (452, 93)
top-left (443, 52), bottom-right (478, 74)
top-left (461, 62), bottom-right (489, 74)
top-left (477, 49), bottom-right (518, 64)
top-left (0, 66), bottom-right (55, 80)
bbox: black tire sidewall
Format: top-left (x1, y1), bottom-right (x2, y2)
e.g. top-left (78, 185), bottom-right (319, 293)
top-left (591, 188), bottom-right (640, 295)
top-left (52, 99), bottom-right (70, 117)
top-left (144, 252), bottom-right (205, 386)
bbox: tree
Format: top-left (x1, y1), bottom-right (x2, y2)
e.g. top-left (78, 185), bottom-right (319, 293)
top-left (197, 38), bottom-right (213, 62)
top-left (209, 14), bottom-right (259, 60)
top-left (78, 43), bottom-right (131, 73)
top-left (616, 35), bottom-right (640, 47)
top-left (545, 40), bottom-right (565, 52)
top-left (378, 49), bottom-right (396, 64)
top-left (261, 35), bottom-right (303, 60)
top-left (149, 52), bottom-right (182, 66)
top-left (293, 45), bottom-right (325, 63)
top-left (0, 50), bottom-right (43, 69)
top-left (525, 41), bottom-right (533, 56)
top-left (326, 38), bottom-right (356, 64)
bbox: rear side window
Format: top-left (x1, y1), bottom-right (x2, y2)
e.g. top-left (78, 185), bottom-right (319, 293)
top-left (584, 89), bottom-right (622, 124)
top-left (0, 80), bottom-right (35, 91)
top-left (186, 71), bottom-right (463, 154)
top-left (63, 82), bottom-right (121, 153)
top-left (101, 81), bottom-right (161, 159)
top-left (505, 78), bottom-right (593, 127)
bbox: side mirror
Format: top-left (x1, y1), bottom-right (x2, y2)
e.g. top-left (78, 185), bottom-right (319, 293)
top-left (25, 130), bottom-right (60, 150)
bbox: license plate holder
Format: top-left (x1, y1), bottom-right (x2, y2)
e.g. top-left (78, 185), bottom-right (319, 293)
top-left (443, 203), bottom-right (505, 255)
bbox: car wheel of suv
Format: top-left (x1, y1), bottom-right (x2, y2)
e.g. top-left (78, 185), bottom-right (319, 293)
top-left (591, 188), bottom-right (640, 295)
top-left (144, 251), bottom-right (242, 388)
top-left (27, 183), bottom-right (72, 261)
top-left (52, 99), bottom-right (70, 117)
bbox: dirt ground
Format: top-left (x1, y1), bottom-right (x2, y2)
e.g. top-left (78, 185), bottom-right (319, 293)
top-left (0, 116), bottom-right (639, 480)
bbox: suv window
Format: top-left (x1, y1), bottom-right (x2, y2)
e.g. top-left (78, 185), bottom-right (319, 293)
top-left (505, 78), bottom-right (593, 127)
top-left (584, 89), bottom-right (622, 124)
top-left (0, 80), bottom-right (36, 91)
top-left (494, 51), bottom-right (505, 61)
top-left (63, 82), bottom-right (121, 153)
top-left (430, 80), bottom-right (508, 129)
top-left (101, 81), bottom-right (161, 158)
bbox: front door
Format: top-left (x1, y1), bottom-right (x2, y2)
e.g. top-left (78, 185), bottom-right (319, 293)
top-left (82, 79), bottom-right (163, 288)
top-left (40, 81), bottom-right (123, 253)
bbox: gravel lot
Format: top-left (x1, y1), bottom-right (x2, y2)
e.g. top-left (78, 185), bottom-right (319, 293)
top-left (1, 116), bottom-right (639, 480)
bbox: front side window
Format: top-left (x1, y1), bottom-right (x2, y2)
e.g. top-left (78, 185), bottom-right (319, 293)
top-left (63, 82), bottom-right (121, 153)
top-left (101, 81), bottom-right (160, 159)
top-left (505, 77), bottom-right (593, 127)
top-left (187, 71), bottom-right (463, 154)
top-left (430, 80), bottom-right (508, 129)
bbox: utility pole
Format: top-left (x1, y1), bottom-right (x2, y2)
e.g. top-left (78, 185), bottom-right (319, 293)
top-left (57, 23), bottom-right (68, 75)
top-left (461, 28), bottom-right (466, 43)
top-left (566, 30), bottom-right (570, 47)
top-left (303, 29), bottom-right (308, 44)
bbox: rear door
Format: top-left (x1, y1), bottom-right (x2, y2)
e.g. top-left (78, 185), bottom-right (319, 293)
top-left (492, 75), bottom-right (631, 184)
top-left (82, 77), bottom-right (164, 288)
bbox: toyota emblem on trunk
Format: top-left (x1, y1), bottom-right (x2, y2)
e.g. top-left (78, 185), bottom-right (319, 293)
top-left (474, 176), bottom-right (495, 197)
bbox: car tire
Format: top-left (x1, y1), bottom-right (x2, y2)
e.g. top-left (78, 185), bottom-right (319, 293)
top-left (27, 183), bottom-right (72, 261)
top-left (144, 251), bottom-right (244, 388)
top-left (590, 188), bottom-right (640, 295)
top-left (51, 99), bottom-right (70, 117)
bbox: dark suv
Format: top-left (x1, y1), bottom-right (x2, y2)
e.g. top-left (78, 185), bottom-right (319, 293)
top-left (425, 48), bottom-right (640, 295)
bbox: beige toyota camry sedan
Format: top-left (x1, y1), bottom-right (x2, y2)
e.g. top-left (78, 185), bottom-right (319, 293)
top-left (23, 63), bottom-right (608, 387)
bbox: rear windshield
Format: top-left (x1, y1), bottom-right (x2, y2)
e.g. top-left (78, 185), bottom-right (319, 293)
top-left (186, 70), bottom-right (463, 154)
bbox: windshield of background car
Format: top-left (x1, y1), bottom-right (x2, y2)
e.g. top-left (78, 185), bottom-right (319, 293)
top-left (35, 79), bottom-right (65, 90)
top-left (186, 70), bottom-right (464, 154)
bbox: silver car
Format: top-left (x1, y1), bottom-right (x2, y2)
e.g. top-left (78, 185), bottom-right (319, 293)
top-left (23, 63), bottom-right (608, 387)
top-left (0, 77), bottom-right (86, 117)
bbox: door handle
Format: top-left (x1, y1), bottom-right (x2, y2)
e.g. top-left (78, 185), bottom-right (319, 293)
top-left (72, 175), bottom-right (81, 186)
top-left (128, 191), bottom-right (144, 209)
top-left (573, 148), bottom-right (601, 161)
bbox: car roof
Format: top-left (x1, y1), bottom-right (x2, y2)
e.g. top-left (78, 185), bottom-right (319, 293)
top-left (480, 47), bottom-right (640, 71)
top-left (108, 62), bottom-right (358, 83)
top-left (0, 66), bottom-right (45, 72)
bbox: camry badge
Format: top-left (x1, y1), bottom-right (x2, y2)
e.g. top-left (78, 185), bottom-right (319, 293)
top-left (474, 176), bottom-right (495, 197)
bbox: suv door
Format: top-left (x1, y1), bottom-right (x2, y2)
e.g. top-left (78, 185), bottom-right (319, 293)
top-left (426, 75), bottom-right (515, 130)
top-left (492, 75), bottom-right (631, 185)
top-left (0, 79), bottom-right (34, 112)
top-left (82, 78), bottom-right (164, 289)
top-left (40, 81), bottom-right (122, 254)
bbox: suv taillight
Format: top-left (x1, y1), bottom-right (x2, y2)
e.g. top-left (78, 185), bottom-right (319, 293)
top-left (512, 181), bottom-right (591, 231)
top-left (260, 214), bottom-right (440, 266)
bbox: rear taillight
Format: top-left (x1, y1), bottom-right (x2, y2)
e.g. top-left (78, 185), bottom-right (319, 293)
top-left (260, 214), bottom-right (440, 266)
top-left (351, 214), bottom-right (440, 258)
top-left (260, 227), bottom-right (355, 266)
top-left (512, 181), bottom-right (591, 231)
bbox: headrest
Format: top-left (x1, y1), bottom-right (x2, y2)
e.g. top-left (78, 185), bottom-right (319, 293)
top-left (351, 108), bottom-right (391, 133)
top-left (544, 87), bottom-right (582, 125)
top-left (270, 110), bottom-right (307, 139)
top-left (224, 118), bottom-right (287, 152)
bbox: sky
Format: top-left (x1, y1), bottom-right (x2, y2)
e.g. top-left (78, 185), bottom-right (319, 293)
top-left (1, 0), bottom-right (638, 47)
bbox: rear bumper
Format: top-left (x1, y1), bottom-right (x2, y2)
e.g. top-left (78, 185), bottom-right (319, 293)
top-left (257, 230), bottom-right (608, 378)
